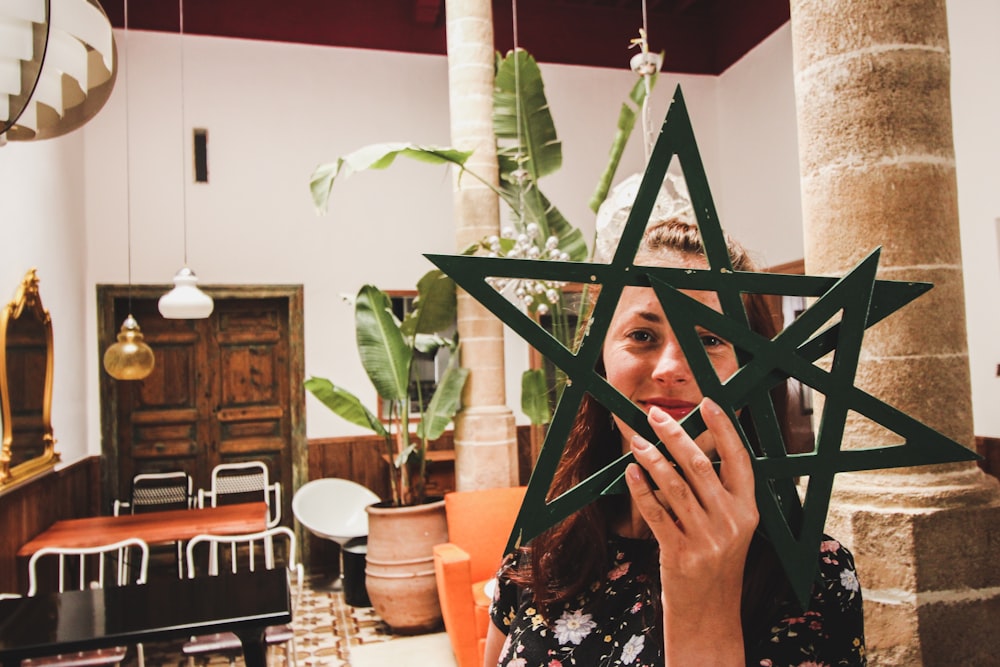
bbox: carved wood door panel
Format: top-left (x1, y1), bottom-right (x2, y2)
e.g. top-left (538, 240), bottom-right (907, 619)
top-left (113, 298), bottom-right (211, 489)
top-left (209, 298), bottom-right (291, 497)
top-left (99, 285), bottom-right (305, 524)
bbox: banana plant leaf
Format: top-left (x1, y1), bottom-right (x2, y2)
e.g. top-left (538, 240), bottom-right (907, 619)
top-left (416, 360), bottom-right (470, 441)
top-left (303, 376), bottom-right (389, 437)
top-left (401, 270), bottom-right (458, 338)
top-left (310, 143), bottom-right (474, 215)
top-left (520, 368), bottom-right (552, 425)
top-left (413, 332), bottom-right (453, 355)
top-left (355, 284), bottom-right (412, 401)
top-left (588, 63), bottom-right (661, 213)
top-left (491, 49), bottom-right (587, 260)
top-left (494, 49), bottom-right (561, 182)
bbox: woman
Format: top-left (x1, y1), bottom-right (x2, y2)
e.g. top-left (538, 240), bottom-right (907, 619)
top-left (485, 219), bottom-right (866, 666)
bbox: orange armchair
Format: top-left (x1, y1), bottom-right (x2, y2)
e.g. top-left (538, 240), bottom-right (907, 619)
top-left (434, 485), bottom-right (527, 667)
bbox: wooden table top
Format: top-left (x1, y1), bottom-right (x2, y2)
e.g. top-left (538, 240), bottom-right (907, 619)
top-left (17, 502), bottom-right (269, 557)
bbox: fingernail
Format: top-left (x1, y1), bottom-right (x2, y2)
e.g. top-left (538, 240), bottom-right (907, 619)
top-left (702, 397), bottom-right (721, 415)
top-left (626, 463), bottom-right (643, 482)
top-left (631, 434), bottom-right (651, 451)
top-left (648, 405), bottom-right (669, 424)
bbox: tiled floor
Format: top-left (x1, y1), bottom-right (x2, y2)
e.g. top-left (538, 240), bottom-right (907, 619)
top-left (134, 573), bottom-right (419, 667)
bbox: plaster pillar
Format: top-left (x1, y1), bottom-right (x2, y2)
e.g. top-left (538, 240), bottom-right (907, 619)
top-left (790, 1), bottom-right (1000, 664)
top-left (444, 0), bottom-right (519, 490)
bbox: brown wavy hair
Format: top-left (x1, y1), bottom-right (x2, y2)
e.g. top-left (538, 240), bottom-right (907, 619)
top-left (509, 218), bottom-right (795, 644)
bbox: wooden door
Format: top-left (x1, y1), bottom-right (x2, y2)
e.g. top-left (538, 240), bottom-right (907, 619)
top-left (209, 298), bottom-right (292, 498)
top-left (98, 285), bottom-right (305, 524)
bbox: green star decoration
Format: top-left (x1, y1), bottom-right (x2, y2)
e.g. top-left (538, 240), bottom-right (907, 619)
top-left (425, 85), bottom-right (979, 608)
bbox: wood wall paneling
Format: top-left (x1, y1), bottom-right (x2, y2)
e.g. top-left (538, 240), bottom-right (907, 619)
top-left (0, 458), bottom-right (99, 593)
top-left (975, 436), bottom-right (1000, 479)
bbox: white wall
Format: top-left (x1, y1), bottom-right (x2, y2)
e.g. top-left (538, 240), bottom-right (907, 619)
top-left (0, 135), bottom-right (90, 465)
top-left (948, 0), bottom-right (1000, 437)
top-left (717, 24), bottom-right (804, 269)
top-left (1, 2), bottom-right (996, 468)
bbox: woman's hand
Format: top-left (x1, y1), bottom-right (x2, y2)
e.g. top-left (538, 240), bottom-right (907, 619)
top-left (625, 397), bottom-right (758, 666)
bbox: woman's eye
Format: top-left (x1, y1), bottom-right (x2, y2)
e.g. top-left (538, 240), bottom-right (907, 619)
top-left (700, 334), bottom-right (728, 348)
top-left (627, 329), bottom-right (655, 343)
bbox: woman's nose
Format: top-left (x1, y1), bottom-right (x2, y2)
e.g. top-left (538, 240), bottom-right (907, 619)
top-left (651, 342), bottom-right (693, 383)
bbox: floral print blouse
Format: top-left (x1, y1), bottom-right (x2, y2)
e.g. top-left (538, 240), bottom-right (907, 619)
top-left (489, 534), bottom-right (866, 667)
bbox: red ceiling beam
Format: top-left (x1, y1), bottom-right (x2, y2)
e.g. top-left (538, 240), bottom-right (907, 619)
top-left (100, 0), bottom-right (787, 75)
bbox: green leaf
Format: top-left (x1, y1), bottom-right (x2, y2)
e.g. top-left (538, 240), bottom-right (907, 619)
top-left (589, 63), bottom-right (661, 213)
top-left (401, 269), bottom-right (458, 338)
top-left (521, 368), bottom-right (551, 425)
top-left (395, 441), bottom-right (418, 469)
top-left (310, 143), bottom-right (474, 215)
top-left (417, 362), bottom-right (470, 441)
top-left (304, 376), bottom-right (388, 437)
top-left (494, 49), bottom-right (562, 182)
top-left (355, 285), bottom-right (412, 401)
top-left (588, 103), bottom-right (637, 213)
top-left (412, 333), bottom-right (450, 355)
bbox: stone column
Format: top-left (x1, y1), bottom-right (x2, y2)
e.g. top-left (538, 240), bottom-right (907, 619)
top-left (444, 0), bottom-right (519, 490)
top-left (790, 1), bottom-right (1000, 664)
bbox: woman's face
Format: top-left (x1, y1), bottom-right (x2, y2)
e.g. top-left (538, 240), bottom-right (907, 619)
top-left (602, 251), bottom-right (738, 457)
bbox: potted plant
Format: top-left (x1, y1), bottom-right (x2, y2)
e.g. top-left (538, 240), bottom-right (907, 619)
top-left (304, 268), bottom-right (468, 632)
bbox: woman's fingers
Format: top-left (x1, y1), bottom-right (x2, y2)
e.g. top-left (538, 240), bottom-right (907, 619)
top-left (633, 401), bottom-right (757, 531)
top-left (632, 411), bottom-right (709, 527)
top-left (625, 458), bottom-right (682, 539)
top-left (701, 398), bottom-right (756, 504)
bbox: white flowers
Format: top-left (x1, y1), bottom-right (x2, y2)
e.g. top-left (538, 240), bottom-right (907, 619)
top-left (840, 568), bottom-right (860, 594)
top-left (553, 609), bottom-right (597, 646)
top-left (620, 634), bottom-right (645, 664)
top-left (482, 224), bottom-right (569, 316)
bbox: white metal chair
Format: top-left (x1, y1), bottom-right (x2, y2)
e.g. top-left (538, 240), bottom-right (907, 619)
top-left (113, 471), bottom-right (194, 515)
top-left (182, 526), bottom-right (303, 667)
top-left (25, 538), bottom-right (150, 667)
top-left (292, 478), bottom-right (379, 596)
top-left (198, 461), bottom-right (282, 528)
top-left (113, 471), bottom-right (193, 577)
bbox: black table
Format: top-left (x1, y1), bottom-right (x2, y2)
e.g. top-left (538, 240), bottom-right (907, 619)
top-left (0, 568), bottom-right (290, 667)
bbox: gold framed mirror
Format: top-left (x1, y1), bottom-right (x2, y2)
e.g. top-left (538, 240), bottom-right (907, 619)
top-left (0, 269), bottom-right (59, 486)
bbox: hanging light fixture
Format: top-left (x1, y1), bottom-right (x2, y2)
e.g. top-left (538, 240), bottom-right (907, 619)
top-left (158, 0), bottom-right (213, 320)
top-left (0, 0), bottom-right (117, 141)
top-left (104, 314), bottom-right (155, 380)
top-left (104, 0), bottom-right (154, 381)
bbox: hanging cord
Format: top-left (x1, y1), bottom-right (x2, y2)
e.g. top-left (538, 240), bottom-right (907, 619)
top-left (511, 0), bottom-right (526, 228)
top-left (640, 0), bottom-right (654, 160)
top-left (123, 0), bottom-right (134, 312)
top-left (629, 0), bottom-right (658, 162)
top-left (178, 0), bottom-right (189, 266)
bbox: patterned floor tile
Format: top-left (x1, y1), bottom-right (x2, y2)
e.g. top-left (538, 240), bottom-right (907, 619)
top-left (130, 574), bottom-right (401, 667)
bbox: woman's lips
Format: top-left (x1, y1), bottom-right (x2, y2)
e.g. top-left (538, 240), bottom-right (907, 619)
top-left (642, 400), bottom-right (697, 421)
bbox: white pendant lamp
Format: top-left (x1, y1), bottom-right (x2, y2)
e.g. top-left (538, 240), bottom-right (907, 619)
top-left (158, 266), bottom-right (213, 319)
top-left (158, 0), bottom-right (213, 320)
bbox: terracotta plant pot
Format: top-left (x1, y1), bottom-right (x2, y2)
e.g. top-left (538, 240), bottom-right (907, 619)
top-left (365, 498), bottom-right (448, 634)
